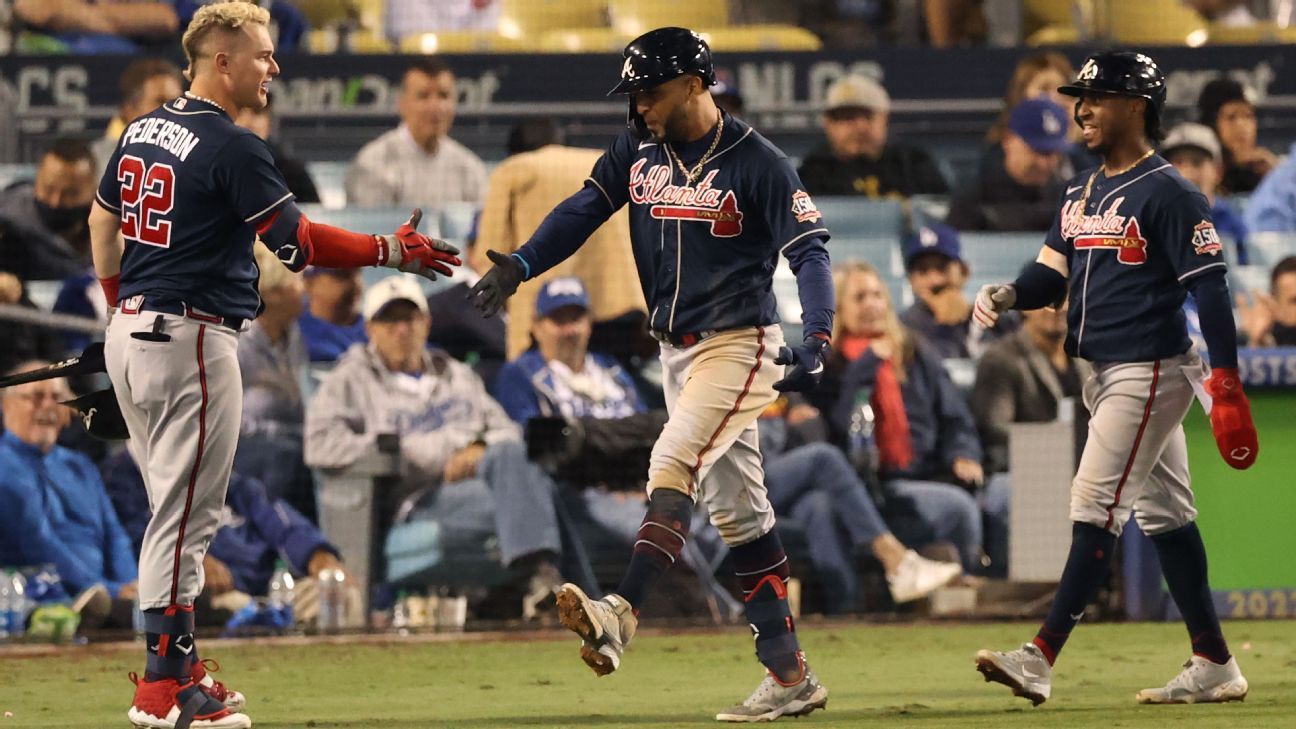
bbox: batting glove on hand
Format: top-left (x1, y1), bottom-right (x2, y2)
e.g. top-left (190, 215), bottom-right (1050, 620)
top-left (1206, 367), bottom-right (1258, 469)
top-left (972, 284), bottom-right (1016, 329)
top-left (378, 209), bottom-right (461, 281)
top-left (773, 335), bottom-right (830, 393)
top-left (468, 250), bottom-right (526, 317)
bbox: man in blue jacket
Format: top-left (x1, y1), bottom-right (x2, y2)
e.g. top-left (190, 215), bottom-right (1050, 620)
top-left (0, 365), bottom-right (138, 605)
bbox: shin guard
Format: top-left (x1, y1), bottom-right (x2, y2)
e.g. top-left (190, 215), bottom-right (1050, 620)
top-left (744, 574), bottom-right (805, 685)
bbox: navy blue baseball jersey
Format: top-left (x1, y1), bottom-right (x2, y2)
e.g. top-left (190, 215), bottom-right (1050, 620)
top-left (95, 95), bottom-right (295, 321)
top-left (515, 111), bottom-right (832, 337)
top-left (1045, 154), bottom-right (1227, 362)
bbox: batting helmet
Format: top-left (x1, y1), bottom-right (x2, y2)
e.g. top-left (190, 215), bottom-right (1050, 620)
top-left (609, 27), bottom-right (715, 138)
top-left (1058, 51), bottom-right (1167, 141)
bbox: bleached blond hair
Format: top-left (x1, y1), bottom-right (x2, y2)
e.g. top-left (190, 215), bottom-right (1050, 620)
top-left (181, 0), bottom-right (271, 79)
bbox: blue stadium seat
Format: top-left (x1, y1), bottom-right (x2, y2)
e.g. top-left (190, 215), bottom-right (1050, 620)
top-left (298, 204), bottom-right (457, 296)
top-left (957, 232), bottom-right (1042, 292)
top-left (816, 197), bottom-right (904, 239)
top-left (1247, 232), bottom-right (1296, 269)
top-left (0, 163), bottom-right (34, 190)
top-left (304, 161), bottom-right (349, 210)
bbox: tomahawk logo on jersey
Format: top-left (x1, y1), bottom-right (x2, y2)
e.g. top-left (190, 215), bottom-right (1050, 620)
top-left (1044, 154), bottom-right (1227, 362)
top-left (586, 112), bottom-right (829, 336)
top-left (95, 95), bottom-right (296, 321)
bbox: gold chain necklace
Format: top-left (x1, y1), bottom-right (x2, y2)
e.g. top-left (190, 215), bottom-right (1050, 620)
top-left (666, 112), bottom-right (724, 186)
top-left (1078, 148), bottom-right (1155, 211)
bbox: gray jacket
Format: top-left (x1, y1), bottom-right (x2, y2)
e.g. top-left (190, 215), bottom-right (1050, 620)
top-left (969, 329), bottom-right (1092, 473)
top-left (304, 343), bottom-right (519, 500)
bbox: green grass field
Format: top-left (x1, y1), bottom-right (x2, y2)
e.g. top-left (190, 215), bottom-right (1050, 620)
top-left (3, 620), bottom-right (1294, 728)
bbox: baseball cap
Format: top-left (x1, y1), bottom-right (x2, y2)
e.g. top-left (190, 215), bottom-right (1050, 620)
top-left (902, 222), bottom-right (963, 271)
top-left (825, 74), bottom-right (890, 115)
top-left (1007, 98), bottom-right (1071, 153)
top-left (1161, 122), bottom-right (1222, 163)
top-left (362, 274), bottom-right (429, 321)
top-left (534, 277), bottom-right (590, 318)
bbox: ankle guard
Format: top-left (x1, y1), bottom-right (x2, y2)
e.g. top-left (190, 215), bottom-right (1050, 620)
top-left (144, 604), bottom-right (197, 679)
top-left (744, 574), bottom-right (805, 685)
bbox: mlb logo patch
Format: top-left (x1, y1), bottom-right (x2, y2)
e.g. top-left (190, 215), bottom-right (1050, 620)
top-left (174, 97), bottom-right (187, 109)
top-left (1192, 220), bottom-right (1223, 256)
top-left (791, 190), bottom-right (821, 223)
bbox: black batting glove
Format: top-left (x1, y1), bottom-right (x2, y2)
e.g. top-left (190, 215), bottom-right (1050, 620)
top-left (467, 250), bottom-right (525, 316)
top-left (773, 335), bottom-right (831, 393)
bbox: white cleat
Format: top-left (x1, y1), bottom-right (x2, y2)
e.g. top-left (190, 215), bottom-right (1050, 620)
top-left (1136, 656), bottom-right (1248, 704)
top-left (715, 667), bottom-right (829, 722)
top-left (554, 583), bottom-right (637, 677)
top-left (888, 550), bottom-right (962, 604)
top-left (975, 643), bottom-right (1052, 706)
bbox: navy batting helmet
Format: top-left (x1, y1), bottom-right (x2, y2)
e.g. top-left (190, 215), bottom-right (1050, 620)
top-left (608, 27), bottom-right (716, 96)
top-left (1059, 51), bottom-right (1167, 140)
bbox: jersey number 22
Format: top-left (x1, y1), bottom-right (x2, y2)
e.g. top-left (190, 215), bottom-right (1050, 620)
top-left (118, 155), bottom-right (175, 248)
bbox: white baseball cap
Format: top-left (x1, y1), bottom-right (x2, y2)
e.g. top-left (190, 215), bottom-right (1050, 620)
top-left (825, 74), bottom-right (890, 114)
top-left (362, 274), bottom-right (429, 321)
top-left (1162, 122), bottom-right (1222, 164)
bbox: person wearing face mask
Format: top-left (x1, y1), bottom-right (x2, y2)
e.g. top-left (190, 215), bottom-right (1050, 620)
top-left (948, 98), bottom-right (1072, 232)
top-left (0, 139), bottom-right (97, 281)
top-left (345, 57), bottom-right (488, 207)
top-left (797, 74), bottom-right (948, 199)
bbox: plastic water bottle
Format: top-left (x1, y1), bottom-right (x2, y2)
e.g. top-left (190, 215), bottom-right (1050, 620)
top-left (316, 568), bottom-right (347, 632)
top-left (392, 590), bottom-right (410, 636)
top-left (1, 568), bottom-right (27, 640)
top-left (847, 388), bottom-right (884, 503)
top-left (267, 560), bottom-right (295, 631)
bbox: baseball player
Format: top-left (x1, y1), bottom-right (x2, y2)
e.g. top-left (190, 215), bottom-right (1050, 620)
top-left (971, 51), bottom-right (1259, 706)
top-left (87, 4), bottom-right (459, 728)
top-left (469, 27), bottom-right (834, 723)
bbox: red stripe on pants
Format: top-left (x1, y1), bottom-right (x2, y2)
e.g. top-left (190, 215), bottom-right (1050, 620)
top-left (686, 327), bottom-right (766, 496)
top-left (1103, 359), bottom-right (1160, 531)
top-left (170, 325), bottom-right (208, 604)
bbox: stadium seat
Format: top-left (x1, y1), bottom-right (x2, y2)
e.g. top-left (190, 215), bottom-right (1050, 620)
top-left (399, 31), bottom-right (530, 54)
top-left (607, 0), bottom-right (727, 38)
top-left (536, 28), bottom-right (630, 53)
top-left (498, 0), bottom-right (606, 38)
top-left (1106, 0), bottom-right (1208, 46)
top-left (1023, 0), bottom-right (1073, 28)
top-left (815, 198), bottom-right (904, 238)
top-left (285, 0), bottom-right (353, 28)
top-left (1247, 232), bottom-right (1296, 269)
top-left (958, 233), bottom-right (1042, 289)
top-left (305, 161), bottom-right (348, 210)
top-left (1025, 24), bottom-right (1080, 46)
top-left (0, 163), bottom-right (33, 189)
top-left (697, 26), bottom-right (822, 52)
top-left (307, 28), bottom-right (392, 53)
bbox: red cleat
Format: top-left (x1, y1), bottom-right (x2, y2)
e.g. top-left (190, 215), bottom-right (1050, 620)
top-left (191, 658), bottom-right (246, 712)
top-left (126, 673), bottom-right (251, 728)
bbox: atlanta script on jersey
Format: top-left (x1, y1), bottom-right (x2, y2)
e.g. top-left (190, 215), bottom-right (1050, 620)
top-left (584, 112), bottom-right (830, 335)
top-left (1045, 154), bottom-right (1226, 362)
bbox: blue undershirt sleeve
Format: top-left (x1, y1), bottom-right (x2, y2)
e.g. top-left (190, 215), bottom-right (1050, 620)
top-left (784, 238), bottom-right (834, 339)
top-left (512, 185), bottom-right (615, 280)
top-left (1185, 271), bottom-right (1239, 369)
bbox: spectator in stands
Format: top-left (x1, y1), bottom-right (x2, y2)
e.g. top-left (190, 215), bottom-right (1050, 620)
top-left (947, 98), bottom-right (1070, 232)
top-left (235, 244), bottom-right (315, 519)
top-left (0, 139), bottom-right (97, 281)
top-left (836, 262), bottom-right (1009, 575)
top-left (0, 274), bottom-right (66, 373)
top-left (1242, 141), bottom-right (1296, 233)
top-left (900, 222), bottom-right (1017, 360)
top-left (91, 58), bottom-right (184, 179)
top-left (1235, 256), bottom-right (1296, 348)
top-left (299, 267), bottom-right (367, 362)
top-left (986, 52), bottom-right (1076, 145)
top-left (102, 450), bottom-right (348, 623)
top-left (11, 0), bottom-right (179, 53)
top-left (0, 366), bottom-right (138, 610)
top-left (1185, 0), bottom-right (1258, 26)
top-left (809, 262), bottom-right (1006, 576)
top-left (345, 57), bottom-right (487, 207)
top-left (176, 1), bottom-right (308, 55)
top-left (236, 98), bottom-right (320, 204)
top-left (798, 74), bottom-right (947, 198)
top-left (1198, 77), bottom-right (1277, 194)
top-left (970, 297), bottom-right (1090, 474)
top-left (474, 118), bottom-right (645, 361)
top-left (383, 0), bottom-right (502, 39)
top-left (759, 405), bottom-right (963, 612)
top-left (305, 275), bottom-right (574, 616)
top-left (426, 212), bottom-right (507, 384)
top-left (1162, 122), bottom-right (1249, 264)
top-left (922, 0), bottom-right (985, 47)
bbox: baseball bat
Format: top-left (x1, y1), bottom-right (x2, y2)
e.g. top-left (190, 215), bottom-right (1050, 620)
top-left (0, 342), bottom-right (106, 389)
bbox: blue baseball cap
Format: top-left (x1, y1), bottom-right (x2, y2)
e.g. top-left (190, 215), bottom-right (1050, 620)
top-left (1007, 97), bottom-right (1071, 153)
top-left (902, 222), bottom-right (963, 270)
top-left (535, 277), bottom-right (590, 317)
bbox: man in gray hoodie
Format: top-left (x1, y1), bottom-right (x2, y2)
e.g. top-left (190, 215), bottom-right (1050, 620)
top-left (304, 274), bottom-right (575, 616)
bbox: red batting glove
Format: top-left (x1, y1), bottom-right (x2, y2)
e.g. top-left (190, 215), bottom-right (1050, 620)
top-left (377, 208), bottom-right (461, 281)
top-left (98, 273), bottom-right (120, 307)
top-left (1206, 367), bottom-right (1258, 470)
